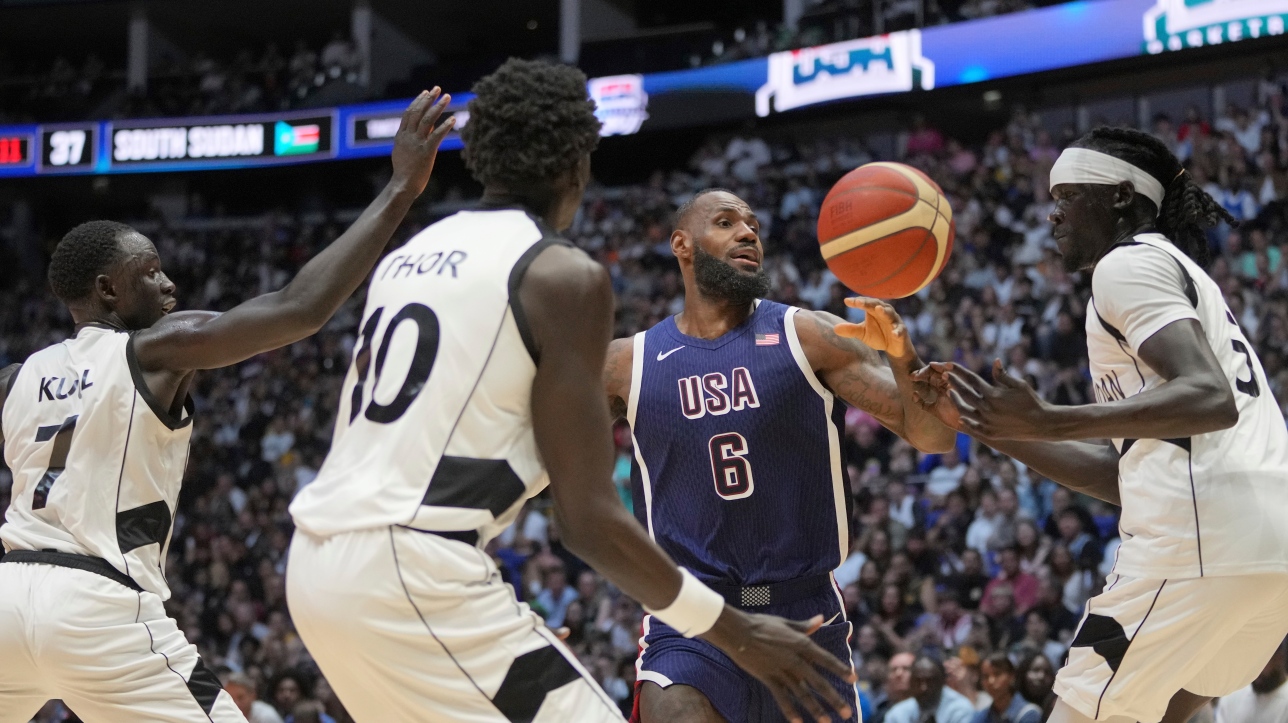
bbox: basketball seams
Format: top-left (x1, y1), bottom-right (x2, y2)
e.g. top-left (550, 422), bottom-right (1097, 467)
top-left (818, 160), bottom-right (954, 298)
top-left (819, 197), bottom-right (947, 260)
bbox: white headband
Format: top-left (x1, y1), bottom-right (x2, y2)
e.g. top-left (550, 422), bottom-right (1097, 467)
top-left (1049, 147), bottom-right (1166, 212)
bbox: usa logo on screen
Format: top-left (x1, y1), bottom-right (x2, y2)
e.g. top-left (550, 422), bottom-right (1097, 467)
top-left (588, 75), bottom-right (649, 136)
top-left (755, 31), bottom-right (934, 117)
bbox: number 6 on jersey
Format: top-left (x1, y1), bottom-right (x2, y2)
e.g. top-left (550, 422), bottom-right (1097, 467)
top-left (709, 432), bottom-right (754, 500)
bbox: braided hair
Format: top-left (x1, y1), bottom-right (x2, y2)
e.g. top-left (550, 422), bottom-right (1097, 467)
top-left (48, 220), bottom-right (134, 302)
top-left (1072, 126), bottom-right (1235, 264)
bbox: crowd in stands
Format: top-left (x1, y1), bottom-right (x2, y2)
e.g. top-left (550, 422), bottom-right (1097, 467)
top-left (6, 71), bottom-right (1288, 722)
top-left (0, 33), bottom-right (362, 124)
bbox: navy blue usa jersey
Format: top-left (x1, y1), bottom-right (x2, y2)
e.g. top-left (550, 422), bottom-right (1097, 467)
top-left (628, 300), bottom-right (852, 586)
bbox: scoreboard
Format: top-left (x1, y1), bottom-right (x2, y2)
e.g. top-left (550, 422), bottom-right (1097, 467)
top-left (0, 135), bottom-right (30, 166)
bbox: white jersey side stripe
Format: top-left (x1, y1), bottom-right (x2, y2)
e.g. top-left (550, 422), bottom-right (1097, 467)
top-left (627, 331), bottom-right (654, 540)
top-left (783, 307), bottom-right (848, 565)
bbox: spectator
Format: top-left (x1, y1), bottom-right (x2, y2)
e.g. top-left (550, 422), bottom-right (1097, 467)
top-left (920, 587), bottom-right (974, 649)
top-left (1214, 637), bottom-right (1288, 723)
top-left (270, 671), bottom-right (308, 718)
top-left (1008, 610), bottom-right (1066, 669)
top-left (1015, 653), bottom-right (1058, 718)
top-left (884, 655), bottom-right (976, 723)
top-left (873, 651), bottom-right (917, 722)
top-left (946, 648), bottom-right (992, 711)
top-left (221, 670), bottom-right (286, 723)
top-left (974, 652), bottom-right (1042, 723)
top-left (928, 447), bottom-right (969, 497)
top-left (286, 700), bottom-right (335, 723)
top-left (533, 561), bottom-right (578, 628)
top-left (983, 546), bottom-right (1040, 616)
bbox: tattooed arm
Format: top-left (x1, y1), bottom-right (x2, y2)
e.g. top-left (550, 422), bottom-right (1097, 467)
top-left (604, 337), bottom-right (634, 420)
top-left (794, 304), bottom-right (956, 453)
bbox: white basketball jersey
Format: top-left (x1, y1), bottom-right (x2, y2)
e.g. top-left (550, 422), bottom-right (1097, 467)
top-left (290, 207), bottom-right (566, 544)
top-left (1087, 233), bottom-right (1288, 579)
top-left (2, 325), bottom-right (193, 598)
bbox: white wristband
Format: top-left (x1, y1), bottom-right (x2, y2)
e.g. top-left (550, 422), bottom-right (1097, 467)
top-left (645, 568), bottom-right (725, 638)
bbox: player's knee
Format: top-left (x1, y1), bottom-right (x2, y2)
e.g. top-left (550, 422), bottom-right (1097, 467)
top-left (638, 682), bottom-right (724, 723)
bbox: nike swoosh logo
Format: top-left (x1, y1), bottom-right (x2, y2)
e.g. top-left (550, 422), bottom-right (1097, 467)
top-left (823, 612), bottom-right (841, 626)
top-left (656, 346), bottom-right (685, 361)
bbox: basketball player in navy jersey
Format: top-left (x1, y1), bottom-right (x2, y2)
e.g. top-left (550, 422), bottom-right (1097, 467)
top-left (603, 188), bottom-right (957, 722)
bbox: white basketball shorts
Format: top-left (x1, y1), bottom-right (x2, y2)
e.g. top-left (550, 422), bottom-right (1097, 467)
top-left (0, 556), bottom-right (245, 723)
top-left (1055, 572), bottom-right (1288, 722)
top-left (286, 526), bottom-right (624, 723)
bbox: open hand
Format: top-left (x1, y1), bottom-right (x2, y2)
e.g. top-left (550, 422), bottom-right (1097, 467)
top-left (834, 297), bottom-right (913, 362)
top-left (389, 87), bottom-right (456, 199)
top-left (704, 609), bottom-right (856, 723)
top-left (935, 359), bottom-right (1052, 440)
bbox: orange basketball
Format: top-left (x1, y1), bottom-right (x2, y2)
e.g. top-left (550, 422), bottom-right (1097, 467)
top-left (817, 162), bottom-right (955, 299)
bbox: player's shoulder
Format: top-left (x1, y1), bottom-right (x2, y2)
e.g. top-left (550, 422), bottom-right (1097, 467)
top-left (1092, 236), bottom-right (1185, 289)
top-left (520, 242), bottom-right (608, 303)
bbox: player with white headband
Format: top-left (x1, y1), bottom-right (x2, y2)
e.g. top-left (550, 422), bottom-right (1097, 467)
top-left (914, 126), bottom-right (1288, 723)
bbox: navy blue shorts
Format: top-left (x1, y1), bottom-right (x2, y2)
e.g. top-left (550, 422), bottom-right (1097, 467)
top-left (634, 587), bottom-right (858, 723)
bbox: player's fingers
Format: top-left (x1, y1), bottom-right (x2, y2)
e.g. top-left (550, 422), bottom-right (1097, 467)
top-left (400, 88), bottom-right (437, 132)
top-left (831, 321), bottom-right (868, 341)
top-left (801, 639), bottom-right (855, 681)
top-left (928, 360), bottom-right (956, 374)
top-left (768, 683), bottom-right (805, 723)
top-left (427, 114), bottom-right (457, 146)
top-left (948, 389), bottom-right (979, 414)
top-left (785, 675), bottom-right (829, 723)
top-left (946, 367), bottom-right (988, 397)
top-left (991, 358), bottom-right (1024, 388)
top-left (801, 666), bottom-right (853, 721)
top-left (418, 92), bottom-right (451, 135)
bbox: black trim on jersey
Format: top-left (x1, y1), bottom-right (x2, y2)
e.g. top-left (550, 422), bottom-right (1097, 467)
top-left (138, 597), bottom-right (216, 723)
top-left (1092, 580), bottom-right (1167, 719)
top-left (1186, 448), bottom-right (1203, 576)
top-left (125, 334), bottom-right (195, 431)
top-left (491, 645), bottom-right (583, 722)
top-left (2, 362), bottom-right (21, 399)
top-left (117, 499), bottom-right (173, 553)
top-left (1090, 300), bottom-right (1128, 344)
top-left (422, 456), bottom-right (527, 517)
top-left (184, 657), bottom-right (224, 715)
top-left (507, 215), bottom-right (574, 365)
top-left (0, 549), bottom-right (143, 592)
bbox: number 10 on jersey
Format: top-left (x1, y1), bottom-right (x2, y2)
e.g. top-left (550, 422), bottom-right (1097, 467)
top-left (709, 432), bottom-right (754, 500)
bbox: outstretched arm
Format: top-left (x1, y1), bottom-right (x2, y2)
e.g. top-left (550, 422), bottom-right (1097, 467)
top-left (795, 300), bottom-right (956, 453)
top-left (132, 89), bottom-right (456, 375)
top-left (525, 246), bottom-right (855, 723)
top-left (932, 319), bottom-right (1237, 442)
top-left (0, 363), bottom-right (21, 446)
top-left (915, 362), bottom-right (1122, 504)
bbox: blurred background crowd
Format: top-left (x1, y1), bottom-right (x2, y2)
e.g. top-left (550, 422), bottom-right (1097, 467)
top-left (0, 0), bottom-right (1078, 125)
top-left (4, 66), bottom-right (1288, 721)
